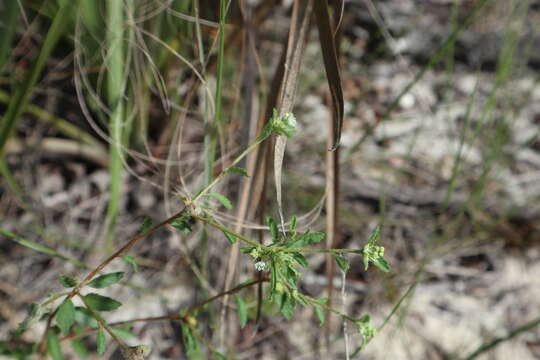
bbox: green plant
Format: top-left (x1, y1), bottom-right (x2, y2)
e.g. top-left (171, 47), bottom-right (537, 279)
top-left (3, 111), bottom-right (389, 359)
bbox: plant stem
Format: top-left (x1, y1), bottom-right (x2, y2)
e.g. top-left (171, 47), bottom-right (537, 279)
top-left (192, 136), bottom-right (267, 203)
top-left (193, 213), bottom-right (362, 255)
top-left (38, 208), bottom-right (187, 354)
top-left (193, 214), bottom-right (261, 247)
top-left (301, 293), bottom-right (358, 323)
top-left (59, 279), bottom-right (265, 341)
top-left (104, 0), bottom-right (126, 252)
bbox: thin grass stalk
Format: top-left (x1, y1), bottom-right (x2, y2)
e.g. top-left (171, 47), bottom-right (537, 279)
top-left (104, 0), bottom-right (127, 251)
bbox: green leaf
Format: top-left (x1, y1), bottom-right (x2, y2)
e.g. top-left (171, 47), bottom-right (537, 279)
top-left (223, 231), bottom-right (237, 244)
top-left (74, 307), bottom-right (98, 328)
top-left (181, 324), bottom-right (200, 356)
top-left (213, 351), bottom-right (230, 360)
top-left (87, 272), bottom-right (124, 289)
top-left (171, 216), bottom-right (194, 234)
top-left (47, 329), bottom-right (64, 360)
top-left (280, 292), bottom-right (295, 320)
top-left (56, 299), bottom-right (75, 335)
top-left (111, 327), bottom-right (135, 339)
top-left (292, 253), bottom-right (308, 268)
top-left (205, 192), bottom-right (233, 209)
top-left (368, 225), bottom-right (381, 245)
top-left (267, 216), bottom-right (279, 242)
top-left (138, 216), bottom-right (153, 233)
top-left (240, 246), bottom-right (256, 254)
top-left (235, 295), bottom-right (248, 328)
top-left (335, 255), bottom-right (350, 273)
top-left (0, 229), bottom-right (89, 269)
top-left (225, 166), bottom-right (249, 177)
top-left (58, 275), bottom-right (77, 288)
top-left (84, 293), bottom-right (122, 312)
top-left (285, 264), bottom-right (299, 286)
top-left (96, 327), bottom-right (106, 356)
top-left (70, 339), bottom-right (89, 358)
top-left (290, 215), bottom-right (297, 236)
top-left (122, 255), bottom-right (139, 272)
top-left (314, 304), bottom-right (325, 326)
top-left (373, 257), bottom-right (390, 273)
top-left (292, 232), bottom-right (325, 247)
top-left (12, 303), bottom-right (45, 337)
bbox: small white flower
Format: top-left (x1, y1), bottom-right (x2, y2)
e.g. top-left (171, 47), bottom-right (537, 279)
top-left (254, 261), bottom-right (269, 272)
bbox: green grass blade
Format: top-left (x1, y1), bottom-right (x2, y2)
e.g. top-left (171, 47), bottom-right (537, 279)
top-left (0, 1), bottom-right (74, 153)
top-left (0, 0), bottom-right (20, 72)
top-left (104, 0), bottom-right (127, 250)
top-left (0, 229), bottom-right (89, 269)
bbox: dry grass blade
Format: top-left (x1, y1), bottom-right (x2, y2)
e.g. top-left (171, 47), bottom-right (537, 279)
top-left (313, 0), bottom-right (344, 151)
top-left (274, 0), bottom-right (313, 230)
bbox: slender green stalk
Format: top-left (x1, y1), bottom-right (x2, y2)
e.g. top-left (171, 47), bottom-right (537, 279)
top-left (464, 316), bottom-right (540, 360)
top-left (193, 134), bottom-right (267, 203)
top-left (0, 228), bottom-right (90, 269)
top-left (206, 0), bottom-right (228, 185)
top-left (104, 0), bottom-right (126, 251)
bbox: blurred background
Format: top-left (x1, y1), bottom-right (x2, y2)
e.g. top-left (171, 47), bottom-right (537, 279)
top-left (1, 0), bottom-right (540, 359)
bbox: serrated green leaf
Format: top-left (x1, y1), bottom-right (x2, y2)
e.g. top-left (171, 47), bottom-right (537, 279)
top-left (84, 293), bottom-right (122, 311)
top-left (70, 338), bottom-right (89, 358)
top-left (96, 327), bottom-right (106, 355)
top-left (225, 166), bottom-right (249, 177)
top-left (56, 299), bottom-right (75, 335)
top-left (223, 230), bottom-right (237, 244)
top-left (292, 253), bottom-right (308, 268)
top-left (314, 304), bottom-right (325, 326)
top-left (206, 192), bottom-right (233, 209)
top-left (138, 216), bottom-right (153, 233)
top-left (47, 329), bottom-right (64, 360)
top-left (58, 275), bottom-right (77, 288)
top-left (373, 257), bottom-right (390, 273)
top-left (235, 295), bottom-right (248, 328)
top-left (87, 272), bottom-right (124, 289)
top-left (74, 307), bottom-right (98, 328)
top-left (122, 255), bottom-right (139, 272)
top-left (267, 216), bottom-right (279, 242)
top-left (335, 255), bottom-right (350, 273)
